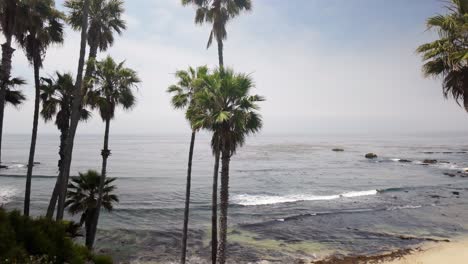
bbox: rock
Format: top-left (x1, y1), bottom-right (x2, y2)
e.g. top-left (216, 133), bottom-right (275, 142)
top-left (33, 162), bottom-right (40, 165)
top-left (423, 159), bottom-right (437, 164)
top-left (430, 195), bottom-right (441, 199)
top-left (332, 148), bottom-right (344, 152)
top-left (0, 165), bottom-right (7, 169)
top-left (365, 153), bottom-right (378, 159)
top-left (444, 173), bottom-right (456, 177)
top-left (399, 159), bottom-right (412, 163)
top-left (452, 191), bottom-right (460, 196)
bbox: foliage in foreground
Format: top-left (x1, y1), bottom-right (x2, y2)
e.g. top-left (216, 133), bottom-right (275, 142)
top-left (0, 208), bottom-right (112, 264)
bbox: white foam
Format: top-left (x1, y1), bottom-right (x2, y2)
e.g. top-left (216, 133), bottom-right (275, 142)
top-left (232, 190), bottom-right (377, 206)
top-left (386, 205), bottom-right (422, 211)
top-left (0, 186), bottom-right (17, 205)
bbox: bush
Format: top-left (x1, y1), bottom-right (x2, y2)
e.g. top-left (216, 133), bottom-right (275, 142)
top-left (0, 208), bottom-right (111, 263)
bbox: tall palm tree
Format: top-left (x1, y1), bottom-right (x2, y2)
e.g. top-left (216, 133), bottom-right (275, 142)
top-left (0, 0), bottom-right (27, 164)
top-left (167, 66), bottom-right (208, 264)
top-left (65, 0), bottom-right (126, 84)
top-left (193, 68), bottom-right (263, 264)
top-left (53, 0), bottom-right (125, 220)
top-left (182, 0), bottom-right (252, 67)
top-left (18, 0), bottom-right (64, 217)
top-left (56, 0), bottom-right (91, 221)
top-left (182, 2), bottom-right (251, 262)
top-left (40, 72), bottom-right (91, 218)
top-left (417, 0), bottom-right (468, 109)
top-left (86, 56), bottom-right (139, 249)
top-left (65, 170), bottom-right (118, 244)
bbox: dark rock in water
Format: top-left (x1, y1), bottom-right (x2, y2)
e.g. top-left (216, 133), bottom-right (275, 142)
top-left (423, 151), bottom-right (434, 154)
top-left (0, 165), bottom-right (7, 169)
top-left (399, 159), bottom-right (412, 163)
top-left (33, 162), bottom-right (40, 165)
top-left (442, 152), bottom-right (453, 154)
top-left (452, 191), bottom-right (460, 196)
top-left (430, 195), bottom-right (441, 199)
top-left (444, 173), bottom-right (456, 177)
top-left (423, 159), bottom-right (437, 164)
top-left (439, 161), bottom-right (450, 164)
top-left (332, 148), bottom-right (344, 152)
top-left (365, 153), bottom-right (377, 159)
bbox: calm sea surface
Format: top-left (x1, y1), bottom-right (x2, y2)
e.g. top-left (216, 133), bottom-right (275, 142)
top-left (1, 133), bottom-right (468, 263)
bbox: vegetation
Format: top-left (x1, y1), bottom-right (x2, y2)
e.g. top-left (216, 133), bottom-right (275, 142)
top-left (193, 67), bottom-right (263, 264)
top-left (0, 207), bottom-right (111, 263)
top-left (40, 72), bottom-right (91, 219)
top-left (65, 170), bottom-right (119, 248)
top-left (167, 66), bottom-right (209, 264)
top-left (85, 56), bottom-right (139, 249)
top-left (417, 0), bottom-right (468, 110)
top-left (0, 0), bottom-right (28, 164)
top-left (19, 0), bottom-right (65, 217)
top-left (0, 0), bottom-right (263, 263)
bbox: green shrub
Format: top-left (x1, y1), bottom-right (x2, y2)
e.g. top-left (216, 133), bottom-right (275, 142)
top-left (0, 208), bottom-right (112, 263)
top-left (92, 254), bottom-right (113, 264)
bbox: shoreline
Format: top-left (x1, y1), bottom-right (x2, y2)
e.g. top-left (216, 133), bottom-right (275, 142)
top-left (313, 236), bottom-right (468, 264)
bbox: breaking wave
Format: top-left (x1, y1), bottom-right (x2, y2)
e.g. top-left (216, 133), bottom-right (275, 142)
top-left (232, 190), bottom-right (378, 206)
top-left (0, 186), bottom-right (17, 205)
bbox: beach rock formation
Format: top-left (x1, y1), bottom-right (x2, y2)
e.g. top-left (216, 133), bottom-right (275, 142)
top-left (423, 159), bottom-right (437, 164)
top-left (365, 153), bottom-right (377, 159)
top-left (332, 148), bottom-right (344, 152)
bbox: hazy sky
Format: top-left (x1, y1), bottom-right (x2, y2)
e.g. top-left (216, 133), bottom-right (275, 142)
top-left (3, 0), bottom-right (468, 135)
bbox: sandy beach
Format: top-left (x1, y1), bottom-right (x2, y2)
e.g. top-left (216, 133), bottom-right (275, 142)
top-left (383, 237), bottom-right (468, 264)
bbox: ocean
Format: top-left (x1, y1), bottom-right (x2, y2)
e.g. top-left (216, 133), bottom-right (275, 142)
top-left (1, 133), bottom-right (468, 263)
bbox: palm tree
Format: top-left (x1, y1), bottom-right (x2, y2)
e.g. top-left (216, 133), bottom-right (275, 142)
top-left (5, 78), bottom-right (27, 108)
top-left (182, 2), bottom-right (251, 262)
top-left (86, 56), bottom-right (139, 249)
top-left (0, 77), bottom-right (27, 168)
top-left (193, 68), bottom-right (263, 264)
top-left (40, 72), bottom-right (91, 218)
top-left (0, 0), bottom-right (27, 164)
top-left (56, 0), bottom-right (91, 221)
top-left (65, 0), bottom-right (126, 85)
top-left (65, 170), bottom-right (118, 244)
top-left (167, 66), bottom-right (208, 264)
top-left (18, 0), bottom-right (64, 217)
top-left (182, 0), bottom-right (252, 67)
top-left (417, 0), bottom-right (468, 109)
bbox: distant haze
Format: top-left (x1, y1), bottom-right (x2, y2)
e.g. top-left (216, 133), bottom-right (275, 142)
top-left (2, 0), bottom-right (468, 135)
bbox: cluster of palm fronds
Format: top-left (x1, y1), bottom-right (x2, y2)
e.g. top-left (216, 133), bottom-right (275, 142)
top-left (417, 0), bottom-right (468, 109)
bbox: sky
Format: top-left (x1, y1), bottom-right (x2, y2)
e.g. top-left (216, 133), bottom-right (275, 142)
top-left (3, 0), bottom-right (468, 135)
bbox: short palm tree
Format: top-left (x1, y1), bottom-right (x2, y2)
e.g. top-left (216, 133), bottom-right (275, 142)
top-left (40, 72), bottom-right (91, 218)
top-left (18, 0), bottom-right (64, 217)
top-left (65, 0), bottom-right (126, 84)
top-left (417, 0), bottom-right (468, 109)
top-left (193, 68), bottom-right (263, 264)
top-left (182, 0), bottom-right (252, 67)
top-left (0, 0), bottom-right (28, 164)
top-left (65, 170), bottom-right (118, 243)
top-left (167, 66), bottom-right (208, 264)
top-left (86, 56), bottom-right (139, 249)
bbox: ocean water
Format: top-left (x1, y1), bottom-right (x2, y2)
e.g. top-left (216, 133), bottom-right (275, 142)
top-left (1, 133), bottom-right (468, 263)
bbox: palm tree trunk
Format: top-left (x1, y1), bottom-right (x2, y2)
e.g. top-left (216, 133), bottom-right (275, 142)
top-left (180, 131), bottom-right (196, 264)
top-left (211, 145), bottom-right (220, 264)
top-left (0, 37), bottom-right (15, 164)
top-left (24, 55), bottom-right (41, 216)
top-left (56, 0), bottom-right (90, 221)
top-left (87, 117), bottom-right (111, 249)
top-left (217, 148), bottom-right (230, 264)
top-left (46, 126), bottom-right (68, 219)
top-left (217, 38), bottom-right (224, 67)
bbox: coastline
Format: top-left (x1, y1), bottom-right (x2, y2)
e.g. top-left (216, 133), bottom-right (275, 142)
top-left (382, 236), bottom-right (468, 264)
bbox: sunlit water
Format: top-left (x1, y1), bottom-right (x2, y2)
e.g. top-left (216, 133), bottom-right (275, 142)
top-left (1, 133), bottom-right (468, 263)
